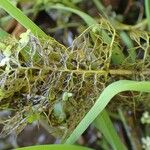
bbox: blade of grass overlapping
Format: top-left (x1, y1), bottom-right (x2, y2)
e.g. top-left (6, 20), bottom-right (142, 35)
top-left (0, 0), bottom-right (47, 38)
top-left (92, 0), bottom-right (107, 16)
top-left (118, 108), bottom-right (135, 149)
top-left (49, 4), bottom-right (96, 26)
top-left (65, 80), bottom-right (150, 146)
top-left (15, 145), bottom-right (93, 150)
top-left (119, 31), bottom-right (136, 62)
top-left (145, 0), bottom-right (150, 31)
top-left (94, 109), bottom-right (127, 150)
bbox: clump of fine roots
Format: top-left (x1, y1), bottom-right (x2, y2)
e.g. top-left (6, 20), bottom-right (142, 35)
top-left (0, 18), bottom-right (150, 140)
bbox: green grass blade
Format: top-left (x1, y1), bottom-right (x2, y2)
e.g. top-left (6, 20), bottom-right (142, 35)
top-left (65, 80), bottom-right (150, 144)
top-left (15, 145), bottom-right (93, 150)
top-left (94, 110), bottom-right (127, 150)
top-left (120, 31), bottom-right (134, 50)
top-left (49, 4), bottom-right (97, 26)
top-left (92, 0), bottom-right (107, 16)
top-left (118, 108), bottom-right (136, 150)
top-left (145, 0), bottom-right (150, 31)
top-left (0, 0), bottom-right (47, 38)
top-left (120, 31), bottom-right (136, 62)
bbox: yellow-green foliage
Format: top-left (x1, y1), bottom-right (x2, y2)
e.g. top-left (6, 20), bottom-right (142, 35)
top-left (0, 19), bottom-right (150, 139)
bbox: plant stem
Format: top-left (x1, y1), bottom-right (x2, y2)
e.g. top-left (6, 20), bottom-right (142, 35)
top-left (118, 109), bottom-right (135, 150)
top-left (145, 0), bottom-right (150, 31)
top-left (16, 65), bottom-right (150, 76)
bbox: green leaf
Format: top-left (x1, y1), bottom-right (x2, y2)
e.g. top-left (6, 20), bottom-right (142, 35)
top-left (65, 80), bottom-right (150, 145)
top-left (0, 0), bottom-right (47, 38)
top-left (15, 145), bottom-right (93, 150)
top-left (94, 110), bottom-right (127, 150)
top-left (145, 0), bottom-right (150, 31)
top-left (49, 4), bottom-right (96, 26)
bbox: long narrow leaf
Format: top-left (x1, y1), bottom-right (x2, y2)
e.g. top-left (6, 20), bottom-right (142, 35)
top-left (15, 145), bottom-right (93, 150)
top-left (0, 0), bottom-right (47, 38)
top-left (94, 110), bottom-right (127, 150)
top-left (49, 4), bottom-right (97, 26)
top-left (145, 0), bottom-right (150, 31)
top-left (65, 80), bottom-right (150, 144)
